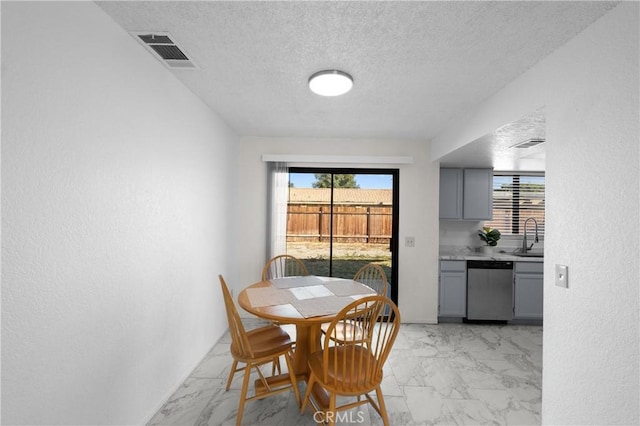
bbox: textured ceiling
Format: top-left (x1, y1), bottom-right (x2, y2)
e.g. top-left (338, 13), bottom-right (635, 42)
top-left (96, 1), bottom-right (616, 149)
top-left (439, 108), bottom-right (547, 171)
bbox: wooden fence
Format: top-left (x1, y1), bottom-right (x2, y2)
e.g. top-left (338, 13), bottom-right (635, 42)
top-left (287, 202), bottom-right (545, 244)
top-left (287, 204), bottom-right (392, 244)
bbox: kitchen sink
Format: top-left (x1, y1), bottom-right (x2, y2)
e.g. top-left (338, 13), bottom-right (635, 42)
top-left (513, 252), bottom-right (544, 258)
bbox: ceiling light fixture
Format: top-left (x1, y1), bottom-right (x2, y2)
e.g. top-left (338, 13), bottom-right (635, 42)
top-left (308, 70), bottom-right (353, 97)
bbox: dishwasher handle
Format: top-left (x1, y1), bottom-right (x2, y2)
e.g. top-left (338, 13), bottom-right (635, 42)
top-left (467, 260), bottom-right (513, 269)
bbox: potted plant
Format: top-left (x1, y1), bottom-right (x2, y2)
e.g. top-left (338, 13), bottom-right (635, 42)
top-left (478, 227), bottom-right (501, 253)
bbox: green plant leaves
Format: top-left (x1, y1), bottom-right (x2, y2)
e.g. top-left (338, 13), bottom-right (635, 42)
top-left (478, 227), bottom-right (501, 246)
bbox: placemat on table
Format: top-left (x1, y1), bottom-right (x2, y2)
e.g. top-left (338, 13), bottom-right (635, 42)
top-left (323, 280), bottom-right (377, 297)
top-left (245, 287), bottom-right (295, 307)
top-left (292, 295), bottom-right (353, 318)
top-left (269, 275), bottom-right (326, 289)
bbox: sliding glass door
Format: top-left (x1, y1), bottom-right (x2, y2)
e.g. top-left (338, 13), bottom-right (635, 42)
top-left (285, 168), bottom-right (398, 304)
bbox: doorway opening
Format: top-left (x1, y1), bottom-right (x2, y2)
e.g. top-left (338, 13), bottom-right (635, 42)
top-left (286, 168), bottom-right (399, 304)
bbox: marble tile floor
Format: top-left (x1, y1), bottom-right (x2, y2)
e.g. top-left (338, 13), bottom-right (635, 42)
top-left (148, 321), bottom-right (542, 426)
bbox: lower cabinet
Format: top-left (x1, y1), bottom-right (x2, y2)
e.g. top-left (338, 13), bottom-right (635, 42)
top-left (439, 259), bottom-right (543, 321)
top-left (439, 261), bottom-right (467, 317)
top-left (513, 262), bottom-right (544, 320)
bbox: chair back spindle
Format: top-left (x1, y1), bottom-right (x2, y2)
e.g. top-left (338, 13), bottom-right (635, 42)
top-left (353, 263), bottom-right (388, 297)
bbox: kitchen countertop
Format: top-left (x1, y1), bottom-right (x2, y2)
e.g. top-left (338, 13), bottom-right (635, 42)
top-left (439, 251), bottom-right (544, 262)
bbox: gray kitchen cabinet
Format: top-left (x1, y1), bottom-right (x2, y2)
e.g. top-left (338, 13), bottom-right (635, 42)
top-left (514, 262), bottom-right (544, 320)
top-left (439, 168), bottom-right (463, 219)
top-left (439, 260), bottom-right (467, 317)
top-left (463, 168), bottom-right (493, 220)
top-left (439, 168), bottom-right (493, 220)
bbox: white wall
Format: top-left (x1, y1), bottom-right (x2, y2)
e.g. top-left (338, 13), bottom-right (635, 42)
top-left (1, 2), bottom-right (238, 424)
top-left (432, 3), bottom-right (639, 424)
top-left (236, 137), bottom-right (440, 324)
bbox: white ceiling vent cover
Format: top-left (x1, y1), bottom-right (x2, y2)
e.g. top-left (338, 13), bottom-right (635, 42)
top-left (510, 138), bottom-right (545, 149)
top-left (132, 32), bottom-right (197, 69)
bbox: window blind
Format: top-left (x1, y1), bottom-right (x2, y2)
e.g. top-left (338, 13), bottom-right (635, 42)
top-left (484, 173), bottom-right (545, 238)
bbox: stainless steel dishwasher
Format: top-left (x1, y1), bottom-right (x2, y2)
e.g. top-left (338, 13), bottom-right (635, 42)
top-left (467, 260), bottom-right (514, 321)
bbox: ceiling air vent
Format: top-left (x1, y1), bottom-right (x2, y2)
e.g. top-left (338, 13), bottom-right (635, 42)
top-left (132, 32), bottom-right (197, 69)
top-left (510, 138), bottom-right (545, 149)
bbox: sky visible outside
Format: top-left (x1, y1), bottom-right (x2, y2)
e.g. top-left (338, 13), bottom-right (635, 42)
top-left (289, 173), bottom-right (393, 189)
top-left (290, 173), bottom-right (541, 190)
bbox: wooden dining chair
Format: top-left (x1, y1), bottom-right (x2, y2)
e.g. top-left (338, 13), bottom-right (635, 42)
top-left (219, 275), bottom-right (301, 426)
top-left (261, 254), bottom-right (309, 281)
top-left (261, 254), bottom-right (308, 373)
top-left (301, 295), bottom-right (400, 426)
top-left (321, 263), bottom-right (388, 343)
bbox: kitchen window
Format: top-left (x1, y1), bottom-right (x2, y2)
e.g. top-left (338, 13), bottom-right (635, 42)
top-left (484, 173), bottom-right (545, 238)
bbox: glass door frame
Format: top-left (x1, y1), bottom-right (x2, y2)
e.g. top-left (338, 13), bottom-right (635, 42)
top-left (288, 167), bottom-right (399, 305)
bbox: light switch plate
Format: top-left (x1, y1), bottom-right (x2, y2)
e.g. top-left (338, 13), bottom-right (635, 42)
top-left (405, 236), bottom-right (415, 247)
top-left (555, 264), bottom-right (568, 288)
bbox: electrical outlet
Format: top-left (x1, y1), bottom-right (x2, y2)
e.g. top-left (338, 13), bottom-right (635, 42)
top-left (405, 236), bottom-right (415, 247)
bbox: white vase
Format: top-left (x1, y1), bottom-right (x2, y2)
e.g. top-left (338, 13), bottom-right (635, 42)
top-left (480, 246), bottom-right (493, 254)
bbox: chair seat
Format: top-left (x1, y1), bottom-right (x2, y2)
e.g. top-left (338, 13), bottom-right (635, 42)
top-left (308, 346), bottom-right (383, 392)
top-left (232, 325), bottom-right (293, 360)
top-left (278, 323), bottom-right (297, 343)
top-left (320, 320), bottom-right (364, 342)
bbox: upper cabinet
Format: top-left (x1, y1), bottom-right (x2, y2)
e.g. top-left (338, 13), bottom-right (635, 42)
top-left (439, 168), bottom-right (493, 220)
top-left (439, 168), bottom-right (463, 219)
top-left (462, 169), bottom-right (493, 220)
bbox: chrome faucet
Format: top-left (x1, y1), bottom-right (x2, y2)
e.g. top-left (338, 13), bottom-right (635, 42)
top-left (522, 217), bottom-right (539, 252)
